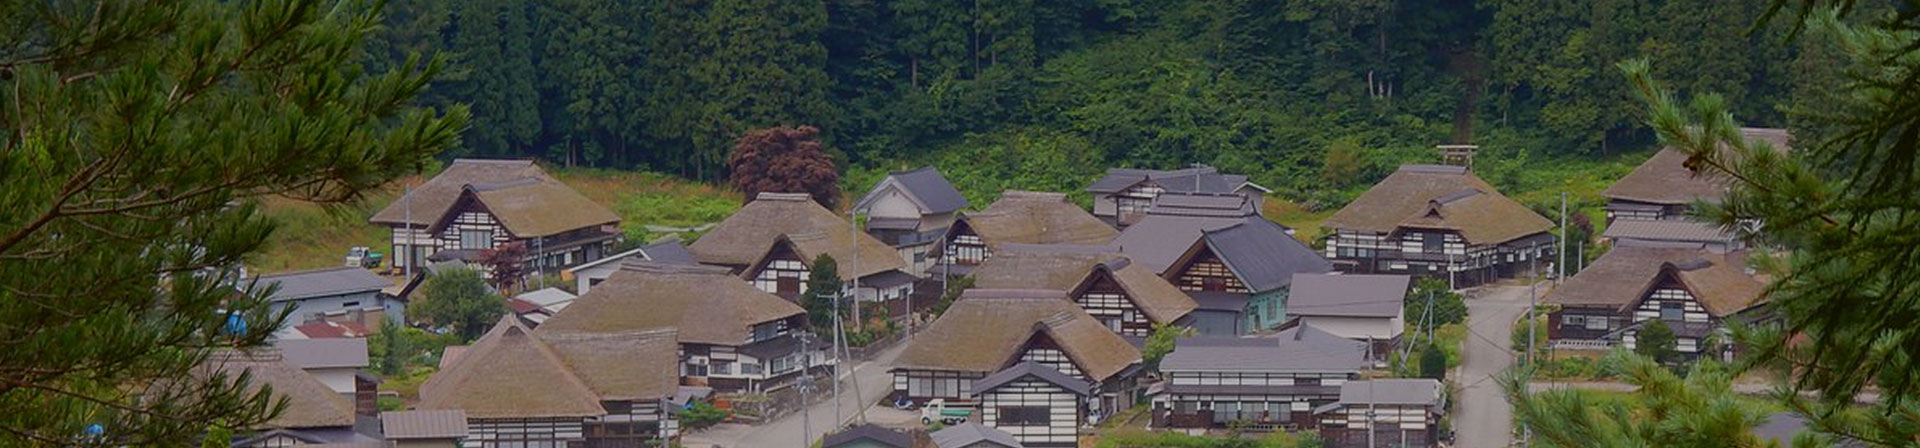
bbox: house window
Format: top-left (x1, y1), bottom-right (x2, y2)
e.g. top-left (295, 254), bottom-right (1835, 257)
top-left (741, 363), bottom-right (764, 375)
top-left (997, 406), bottom-right (1050, 426)
top-left (685, 362), bottom-right (709, 377)
top-left (1587, 316), bottom-right (1609, 330)
top-left (459, 229), bottom-right (492, 250)
top-left (1661, 302), bottom-right (1685, 321)
top-left (712, 361), bottom-right (734, 376)
top-left (341, 301), bottom-right (360, 308)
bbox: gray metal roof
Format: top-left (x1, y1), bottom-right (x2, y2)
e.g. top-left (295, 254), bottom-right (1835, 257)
top-left (931, 423), bottom-right (1023, 448)
top-left (273, 338), bottom-right (370, 369)
top-left (969, 361), bottom-right (1092, 396)
top-left (640, 238), bottom-right (697, 265)
top-left (1161, 324), bottom-right (1365, 373)
top-left (823, 424), bottom-right (914, 448)
top-left (257, 267), bottom-right (391, 302)
top-left (857, 166), bottom-right (969, 214)
top-left (379, 409), bottom-right (468, 439)
top-left (1086, 165), bottom-right (1262, 194)
top-left (1186, 291), bottom-right (1249, 311)
top-left (1202, 218), bottom-right (1334, 293)
top-left (1287, 273), bottom-right (1410, 318)
top-left (1602, 219), bottom-right (1735, 244)
top-left (859, 269), bottom-right (920, 288)
top-left (1337, 379), bottom-right (1442, 405)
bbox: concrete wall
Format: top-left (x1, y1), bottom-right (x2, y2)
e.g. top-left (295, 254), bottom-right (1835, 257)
top-left (1298, 315), bottom-right (1405, 342)
top-left (309, 367), bottom-right (360, 396)
top-left (270, 290), bottom-right (402, 331)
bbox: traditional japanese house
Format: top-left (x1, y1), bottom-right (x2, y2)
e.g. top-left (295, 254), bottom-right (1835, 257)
top-left (1285, 273), bottom-right (1412, 359)
top-left (1151, 324), bottom-right (1365, 431)
top-left (890, 289), bottom-right (1142, 426)
top-left (1601, 127), bottom-right (1789, 223)
top-left (1545, 243), bottom-right (1766, 356)
top-left (419, 316), bottom-right (682, 446)
top-left (1313, 379), bottom-right (1445, 448)
top-left (273, 338), bottom-right (370, 398)
top-left (970, 362), bottom-right (1092, 448)
top-left (536, 260), bottom-right (830, 393)
top-left (256, 267), bottom-right (402, 335)
top-left (1161, 217), bottom-right (1333, 334)
top-left (370, 158), bottom-right (622, 274)
top-left (1085, 165), bottom-right (1269, 227)
top-left (564, 237), bottom-right (695, 295)
top-left (1111, 192), bottom-right (1277, 274)
top-left (853, 167), bottom-right (972, 274)
top-left (379, 410), bottom-right (469, 448)
top-left (1323, 164), bottom-right (1556, 287)
top-left (969, 244), bottom-right (1197, 339)
top-left (934, 191), bottom-right (1118, 277)
top-left (690, 192), bottom-right (915, 303)
top-left (1600, 219), bottom-right (1743, 251)
top-left (190, 348), bottom-right (379, 447)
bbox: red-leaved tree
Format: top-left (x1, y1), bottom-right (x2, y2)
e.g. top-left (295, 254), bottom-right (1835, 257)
top-left (478, 243), bottom-right (528, 292)
top-left (727, 126), bottom-right (840, 208)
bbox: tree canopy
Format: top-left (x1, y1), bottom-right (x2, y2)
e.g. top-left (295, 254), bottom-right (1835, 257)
top-left (0, 0), bottom-right (466, 443)
top-left (410, 267), bottom-right (508, 342)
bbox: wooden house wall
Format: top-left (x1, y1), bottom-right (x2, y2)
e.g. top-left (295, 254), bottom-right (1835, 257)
top-left (892, 370), bottom-right (986, 402)
top-left (1153, 371), bottom-right (1350, 429)
top-left (980, 378), bottom-right (1083, 448)
top-left (1171, 247), bottom-right (1249, 293)
top-left (943, 221), bottom-right (989, 265)
top-left (1317, 404), bottom-right (1438, 448)
top-left (749, 243), bottom-right (811, 300)
top-left (459, 417), bottom-right (585, 448)
top-left (1074, 271), bottom-right (1155, 337)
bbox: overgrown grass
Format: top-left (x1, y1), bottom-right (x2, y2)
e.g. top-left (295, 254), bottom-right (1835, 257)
top-left (1266, 199), bottom-right (1335, 244)
top-left (251, 168), bottom-right (737, 274)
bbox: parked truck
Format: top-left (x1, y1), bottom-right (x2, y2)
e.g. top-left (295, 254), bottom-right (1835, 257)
top-left (919, 399), bottom-right (972, 426)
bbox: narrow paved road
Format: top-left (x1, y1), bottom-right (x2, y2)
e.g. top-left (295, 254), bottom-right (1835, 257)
top-left (684, 341), bottom-right (908, 448)
top-left (1455, 284), bottom-right (1534, 448)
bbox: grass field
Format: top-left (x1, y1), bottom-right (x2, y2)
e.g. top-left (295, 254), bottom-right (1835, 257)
top-left (251, 169), bottom-right (738, 275)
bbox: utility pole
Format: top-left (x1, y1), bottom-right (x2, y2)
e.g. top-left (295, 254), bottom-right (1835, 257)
top-left (403, 182), bottom-right (411, 277)
top-left (800, 333), bottom-right (813, 448)
top-left (1559, 192), bottom-right (1568, 284)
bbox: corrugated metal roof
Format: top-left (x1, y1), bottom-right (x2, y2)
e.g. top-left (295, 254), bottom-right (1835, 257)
top-left (1602, 219), bottom-right (1734, 244)
top-left (1202, 219), bottom-right (1333, 293)
top-left (855, 167), bottom-right (970, 215)
top-left (257, 267), bottom-right (391, 302)
top-left (1338, 379), bottom-right (1442, 405)
top-left (1161, 324), bottom-right (1365, 373)
top-left (273, 339), bottom-right (369, 369)
top-left (1287, 274), bottom-right (1410, 318)
top-left (823, 424), bottom-right (914, 448)
top-left (1086, 165), bottom-right (1255, 194)
top-left (931, 423), bottom-right (1023, 448)
top-left (969, 361), bottom-right (1092, 396)
top-left (379, 409), bottom-right (468, 439)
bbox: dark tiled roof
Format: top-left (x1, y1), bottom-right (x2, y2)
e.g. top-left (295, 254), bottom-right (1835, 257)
top-left (1201, 219), bottom-right (1333, 293)
top-left (1325, 165), bottom-right (1553, 245)
top-left (1546, 245), bottom-right (1765, 316)
top-left (857, 166), bottom-right (969, 214)
top-left (931, 423), bottom-right (1023, 448)
top-left (824, 424), bottom-right (915, 448)
top-left (257, 267), bottom-right (390, 302)
top-left (1286, 274), bottom-right (1410, 318)
top-left (969, 361), bottom-right (1092, 396)
top-left (1161, 324), bottom-right (1365, 374)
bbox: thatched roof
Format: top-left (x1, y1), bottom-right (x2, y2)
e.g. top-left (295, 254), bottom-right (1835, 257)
top-left (892, 289), bottom-right (1140, 382)
top-left (1546, 244), bottom-right (1765, 316)
top-left (971, 245), bottom-right (1196, 324)
top-left (418, 316), bottom-right (605, 418)
top-left (690, 193), bottom-right (904, 277)
top-left (1603, 128), bottom-right (1791, 206)
top-left (960, 191), bottom-right (1117, 248)
top-left (536, 328), bottom-right (681, 401)
top-left (751, 230), bottom-right (908, 281)
top-left (196, 349), bottom-right (356, 429)
top-left (372, 159), bottom-right (618, 237)
top-left (1325, 165), bottom-right (1552, 245)
top-left (536, 260), bottom-right (804, 346)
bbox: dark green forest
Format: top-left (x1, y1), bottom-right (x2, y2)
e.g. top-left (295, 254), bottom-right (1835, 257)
top-left (364, 0), bottom-right (1839, 206)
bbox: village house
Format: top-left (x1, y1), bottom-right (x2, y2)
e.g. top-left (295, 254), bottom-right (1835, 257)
top-left (255, 267), bottom-right (402, 336)
top-left (1284, 273), bottom-right (1412, 360)
top-left (891, 289), bottom-right (1142, 442)
top-left (370, 158), bottom-right (621, 274)
top-left (935, 191), bottom-right (1118, 277)
top-left (420, 316), bottom-right (682, 446)
top-left (1159, 217), bottom-right (1333, 334)
top-left (1151, 323), bottom-right (1366, 431)
top-left (823, 424), bottom-right (923, 448)
top-left (1323, 164), bottom-right (1556, 287)
top-left (689, 192), bottom-right (916, 303)
top-left (379, 410), bottom-right (469, 448)
top-left (1111, 192), bottom-right (1274, 274)
top-left (930, 423), bottom-right (1024, 448)
top-left (968, 244), bottom-right (1197, 339)
top-left (536, 260), bottom-right (831, 393)
top-left (1084, 165), bottom-right (1269, 227)
top-left (970, 362), bottom-right (1093, 448)
top-left (191, 348), bottom-right (379, 447)
top-left (1313, 379), bottom-right (1446, 448)
top-left (853, 167), bottom-right (971, 274)
top-left (564, 237), bottom-right (695, 294)
top-left (273, 338), bottom-right (370, 399)
top-left (1602, 127), bottom-right (1789, 223)
top-left (1545, 243), bottom-right (1767, 357)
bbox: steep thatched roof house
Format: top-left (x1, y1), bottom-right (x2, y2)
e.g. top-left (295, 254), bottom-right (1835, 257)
top-left (691, 192), bottom-right (916, 303)
top-left (370, 159), bottom-right (621, 274)
top-left (1323, 164), bottom-right (1555, 287)
top-left (936, 191), bottom-right (1117, 276)
top-left (970, 244), bottom-right (1197, 339)
top-left (1545, 243), bottom-right (1766, 358)
top-left (191, 348), bottom-right (376, 447)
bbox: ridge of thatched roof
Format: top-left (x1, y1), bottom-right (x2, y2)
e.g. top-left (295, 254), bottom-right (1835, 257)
top-left (456, 179), bottom-right (620, 237)
top-left (1325, 165), bottom-right (1552, 245)
top-left (1603, 128), bottom-right (1791, 206)
top-left (961, 191), bottom-right (1117, 248)
top-left (690, 193), bottom-right (904, 277)
top-left (1547, 244), bottom-right (1765, 316)
top-left (418, 316), bottom-right (605, 419)
top-left (535, 328), bottom-right (680, 401)
top-left (971, 245), bottom-right (1195, 324)
top-left (892, 289), bottom-right (1139, 382)
top-left (536, 262), bottom-right (804, 345)
top-left (196, 348), bottom-right (357, 429)
top-left (373, 159), bottom-right (543, 226)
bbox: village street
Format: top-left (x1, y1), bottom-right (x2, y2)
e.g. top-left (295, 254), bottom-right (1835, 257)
top-left (684, 341), bottom-right (910, 448)
top-left (1454, 284), bottom-right (1535, 448)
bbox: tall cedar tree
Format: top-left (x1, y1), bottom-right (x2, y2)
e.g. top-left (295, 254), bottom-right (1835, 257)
top-left (410, 267), bottom-right (508, 342)
top-left (479, 242), bottom-right (529, 291)
top-left (803, 254), bottom-right (843, 330)
top-left (0, 0), bottom-right (467, 443)
top-left (728, 126), bottom-right (841, 208)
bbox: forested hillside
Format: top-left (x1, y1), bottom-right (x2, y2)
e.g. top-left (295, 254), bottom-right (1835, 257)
top-left (363, 0), bottom-right (1835, 208)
